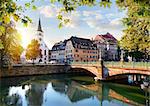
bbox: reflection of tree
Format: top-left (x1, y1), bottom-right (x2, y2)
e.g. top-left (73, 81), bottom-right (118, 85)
top-left (107, 83), bottom-right (146, 105)
top-left (0, 87), bottom-right (9, 106)
top-left (4, 94), bottom-right (22, 106)
top-left (26, 82), bottom-right (47, 106)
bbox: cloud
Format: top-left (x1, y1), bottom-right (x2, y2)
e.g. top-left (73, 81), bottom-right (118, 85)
top-left (63, 10), bottom-right (103, 28)
top-left (63, 11), bottom-right (82, 28)
top-left (83, 10), bottom-right (103, 20)
top-left (39, 5), bottom-right (59, 18)
top-left (39, 5), bottom-right (124, 38)
top-left (106, 11), bottom-right (127, 19)
top-left (83, 17), bottom-right (124, 39)
top-left (39, 5), bottom-right (82, 28)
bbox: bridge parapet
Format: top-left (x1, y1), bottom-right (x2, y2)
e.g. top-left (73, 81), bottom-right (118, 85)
top-left (70, 61), bottom-right (101, 67)
top-left (104, 62), bottom-right (150, 70)
top-left (69, 61), bottom-right (150, 80)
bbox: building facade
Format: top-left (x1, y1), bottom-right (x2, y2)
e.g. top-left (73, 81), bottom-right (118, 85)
top-left (94, 32), bottom-right (118, 61)
top-left (65, 36), bottom-right (98, 63)
top-left (51, 41), bottom-right (66, 63)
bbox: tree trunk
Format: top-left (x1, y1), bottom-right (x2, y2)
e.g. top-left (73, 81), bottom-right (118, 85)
top-left (32, 59), bottom-right (35, 65)
top-left (0, 50), bottom-right (4, 69)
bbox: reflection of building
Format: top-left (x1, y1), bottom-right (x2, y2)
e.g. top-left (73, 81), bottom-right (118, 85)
top-left (51, 80), bottom-right (67, 94)
top-left (65, 36), bottom-right (98, 63)
top-left (26, 83), bottom-right (47, 106)
top-left (66, 81), bottom-right (94, 102)
top-left (94, 33), bottom-right (118, 61)
top-left (51, 80), bottom-right (94, 103)
top-left (34, 18), bottom-right (49, 63)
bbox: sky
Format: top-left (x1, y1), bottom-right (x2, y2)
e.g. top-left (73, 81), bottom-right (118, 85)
top-left (16, 0), bottom-right (127, 49)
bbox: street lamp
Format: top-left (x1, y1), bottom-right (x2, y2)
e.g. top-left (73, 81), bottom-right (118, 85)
top-left (99, 45), bottom-right (102, 61)
top-left (120, 49), bottom-right (124, 62)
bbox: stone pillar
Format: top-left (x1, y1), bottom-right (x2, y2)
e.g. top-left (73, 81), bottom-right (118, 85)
top-left (101, 60), bottom-right (105, 79)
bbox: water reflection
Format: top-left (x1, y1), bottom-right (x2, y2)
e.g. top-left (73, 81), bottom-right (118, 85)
top-left (0, 75), bottom-right (149, 106)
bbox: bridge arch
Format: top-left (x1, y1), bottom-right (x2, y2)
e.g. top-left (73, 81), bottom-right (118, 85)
top-left (70, 65), bottom-right (102, 79)
top-left (70, 68), bottom-right (96, 76)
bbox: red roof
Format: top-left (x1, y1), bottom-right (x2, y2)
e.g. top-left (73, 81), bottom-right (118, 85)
top-left (94, 32), bottom-right (117, 43)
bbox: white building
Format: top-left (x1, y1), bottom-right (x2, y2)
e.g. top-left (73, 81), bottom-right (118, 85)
top-left (51, 41), bottom-right (66, 63)
top-left (34, 18), bottom-right (49, 63)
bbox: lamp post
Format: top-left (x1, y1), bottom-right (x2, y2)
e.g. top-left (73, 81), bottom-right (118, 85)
top-left (120, 49), bottom-right (124, 62)
top-left (99, 45), bottom-right (102, 61)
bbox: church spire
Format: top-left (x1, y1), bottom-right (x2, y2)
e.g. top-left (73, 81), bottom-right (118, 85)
top-left (37, 18), bottom-right (43, 32)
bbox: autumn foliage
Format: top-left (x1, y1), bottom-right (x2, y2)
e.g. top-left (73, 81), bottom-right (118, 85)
top-left (25, 39), bottom-right (41, 63)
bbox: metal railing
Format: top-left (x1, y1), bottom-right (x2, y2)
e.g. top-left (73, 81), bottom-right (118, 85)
top-left (103, 62), bottom-right (150, 70)
top-left (70, 61), bottom-right (100, 66)
top-left (70, 61), bottom-right (150, 70)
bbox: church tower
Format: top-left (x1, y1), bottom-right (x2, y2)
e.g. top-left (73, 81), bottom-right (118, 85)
top-left (37, 18), bottom-right (44, 42)
top-left (37, 18), bottom-right (43, 32)
top-left (35, 18), bottom-right (49, 63)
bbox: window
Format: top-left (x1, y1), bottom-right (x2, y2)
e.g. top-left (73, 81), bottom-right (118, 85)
top-left (76, 49), bottom-right (78, 52)
top-left (44, 50), bottom-right (46, 55)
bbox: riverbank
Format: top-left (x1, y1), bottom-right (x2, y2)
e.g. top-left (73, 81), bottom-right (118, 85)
top-left (0, 64), bottom-right (97, 78)
top-left (0, 65), bottom-right (71, 77)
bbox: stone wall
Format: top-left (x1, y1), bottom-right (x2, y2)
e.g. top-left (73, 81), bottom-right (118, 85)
top-left (0, 65), bottom-right (73, 77)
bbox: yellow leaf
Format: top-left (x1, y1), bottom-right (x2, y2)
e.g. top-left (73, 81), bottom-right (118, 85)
top-left (0, 26), bottom-right (5, 33)
top-left (13, 14), bottom-right (19, 22)
top-left (3, 15), bottom-right (10, 24)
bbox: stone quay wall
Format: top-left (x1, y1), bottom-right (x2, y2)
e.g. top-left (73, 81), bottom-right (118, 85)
top-left (0, 64), bottom-right (76, 77)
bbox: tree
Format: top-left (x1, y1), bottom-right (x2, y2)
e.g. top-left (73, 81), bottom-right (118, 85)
top-left (0, 0), bottom-right (33, 67)
top-left (0, 23), bottom-right (24, 67)
top-left (9, 44), bottom-right (24, 63)
top-left (25, 39), bottom-right (41, 64)
top-left (118, 0), bottom-right (150, 61)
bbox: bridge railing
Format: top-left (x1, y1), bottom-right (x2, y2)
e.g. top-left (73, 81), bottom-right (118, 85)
top-left (70, 61), bottom-right (101, 66)
top-left (103, 62), bottom-right (150, 70)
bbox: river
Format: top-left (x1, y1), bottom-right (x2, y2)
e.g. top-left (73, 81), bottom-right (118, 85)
top-left (0, 74), bottom-right (149, 106)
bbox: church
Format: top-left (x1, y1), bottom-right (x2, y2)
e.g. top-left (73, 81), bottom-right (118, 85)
top-left (21, 19), bottom-right (50, 64)
top-left (34, 18), bottom-right (50, 63)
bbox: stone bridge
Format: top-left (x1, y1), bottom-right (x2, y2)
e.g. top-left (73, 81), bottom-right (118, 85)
top-left (1, 62), bottom-right (149, 79)
top-left (70, 62), bottom-right (150, 80)
top-left (71, 64), bottom-right (102, 80)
